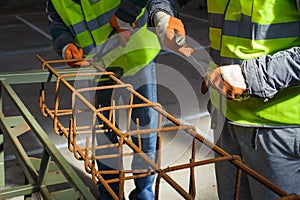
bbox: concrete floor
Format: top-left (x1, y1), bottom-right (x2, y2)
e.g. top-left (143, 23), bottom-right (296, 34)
top-left (0, 1), bottom-right (219, 199)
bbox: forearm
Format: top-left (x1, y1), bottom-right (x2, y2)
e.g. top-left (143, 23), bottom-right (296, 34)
top-left (147, 0), bottom-right (192, 26)
top-left (115, 0), bottom-right (150, 23)
top-left (128, 0), bottom-right (149, 8)
top-left (242, 47), bottom-right (300, 99)
top-left (46, 1), bottom-right (74, 56)
top-left (50, 27), bottom-right (74, 57)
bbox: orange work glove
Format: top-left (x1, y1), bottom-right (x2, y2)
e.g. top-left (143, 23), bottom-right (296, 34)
top-left (201, 64), bottom-right (248, 100)
top-left (154, 11), bottom-right (194, 57)
top-left (62, 43), bottom-right (89, 67)
top-left (109, 15), bottom-right (137, 47)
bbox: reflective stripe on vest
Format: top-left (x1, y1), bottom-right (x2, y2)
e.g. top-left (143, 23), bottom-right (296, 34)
top-left (51, 0), bottom-right (160, 75)
top-left (207, 0), bottom-right (300, 126)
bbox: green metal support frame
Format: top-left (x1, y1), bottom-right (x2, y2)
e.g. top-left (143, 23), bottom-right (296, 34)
top-left (0, 68), bottom-right (97, 200)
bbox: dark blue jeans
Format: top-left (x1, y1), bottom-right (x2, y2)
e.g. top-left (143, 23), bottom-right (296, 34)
top-left (96, 62), bottom-right (158, 200)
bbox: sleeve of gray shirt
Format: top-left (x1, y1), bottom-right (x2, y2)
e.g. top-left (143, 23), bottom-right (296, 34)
top-left (241, 47), bottom-right (300, 99)
top-left (46, 1), bottom-right (74, 57)
top-left (147, 0), bottom-right (192, 26)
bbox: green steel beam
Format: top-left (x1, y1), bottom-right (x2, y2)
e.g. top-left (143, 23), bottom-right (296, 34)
top-left (0, 112), bottom-right (53, 200)
top-left (0, 184), bottom-right (40, 199)
top-left (0, 79), bottom-right (96, 200)
top-left (36, 149), bottom-right (51, 186)
top-left (0, 111), bottom-right (39, 184)
top-left (50, 188), bottom-right (80, 200)
top-left (1, 116), bottom-right (26, 127)
top-left (30, 158), bottom-right (73, 186)
top-left (0, 67), bottom-right (96, 84)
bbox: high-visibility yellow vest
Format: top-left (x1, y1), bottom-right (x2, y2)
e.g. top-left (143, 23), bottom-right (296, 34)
top-left (207, 0), bottom-right (300, 125)
top-left (51, 0), bottom-right (161, 75)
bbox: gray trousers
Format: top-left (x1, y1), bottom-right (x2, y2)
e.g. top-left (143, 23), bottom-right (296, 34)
top-left (214, 120), bottom-right (300, 200)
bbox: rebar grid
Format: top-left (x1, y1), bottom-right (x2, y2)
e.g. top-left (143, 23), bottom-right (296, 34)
top-left (36, 55), bottom-right (297, 200)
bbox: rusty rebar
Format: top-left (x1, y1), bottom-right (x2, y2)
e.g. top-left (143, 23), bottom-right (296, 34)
top-left (36, 55), bottom-right (297, 200)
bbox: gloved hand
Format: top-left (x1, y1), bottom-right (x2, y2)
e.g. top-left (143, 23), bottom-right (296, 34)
top-left (109, 15), bottom-right (137, 47)
top-left (201, 64), bottom-right (248, 100)
top-left (154, 11), bottom-right (194, 57)
top-left (109, 0), bottom-right (142, 47)
top-left (62, 43), bottom-right (89, 67)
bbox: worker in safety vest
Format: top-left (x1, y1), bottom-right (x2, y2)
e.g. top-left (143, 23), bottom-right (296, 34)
top-left (148, 0), bottom-right (300, 199)
top-left (46, 0), bottom-right (165, 199)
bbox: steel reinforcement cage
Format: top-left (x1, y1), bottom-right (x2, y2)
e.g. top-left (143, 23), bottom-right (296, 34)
top-left (0, 55), bottom-right (299, 200)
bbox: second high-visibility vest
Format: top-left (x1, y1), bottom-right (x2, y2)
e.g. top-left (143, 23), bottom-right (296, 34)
top-left (207, 0), bottom-right (300, 126)
top-left (51, 0), bottom-right (161, 75)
